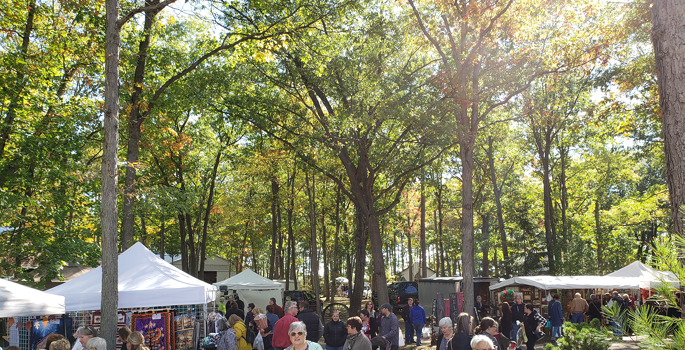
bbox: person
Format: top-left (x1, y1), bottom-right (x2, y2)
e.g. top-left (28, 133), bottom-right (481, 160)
top-left (569, 293), bottom-right (588, 324)
top-left (365, 302), bottom-right (376, 318)
top-left (435, 317), bottom-right (454, 350)
top-left (588, 294), bottom-right (602, 323)
top-left (246, 303), bottom-right (256, 326)
top-left (49, 339), bottom-right (70, 350)
top-left (218, 297), bottom-right (227, 314)
top-left (469, 335), bottom-right (494, 350)
top-left (473, 318), bottom-right (498, 350)
top-left (227, 301), bottom-right (246, 320)
top-left (217, 317), bottom-right (238, 350)
top-left (236, 295), bottom-right (246, 314)
top-left (117, 326), bottom-right (131, 349)
top-left (547, 294), bottom-right (563, 341)
top-left (475, 296), bottom-right (487, 317)
top-left (622, 294), bottom-right (634, 335)
top-left (324, 311), bottom-right (347, 350)
top-left (498, 302), bottom-right (512, 342)
top-left (510, 295), bottom-right (525, 341)
top-left (254, 308), bottom-right (274, 350)
top-left (409, 299), bottom-right (426, 346)
top-left (359, 310), bottom-right (377, 339)
top-left (522, 304), bottom-right (546, 350)
top-left (401, 298), bottom-right (414, 344)
top-left (452, 313), bottom-right (473, 350)
top-left (127, 331), bottom-right (149, 350)
top-left (607, 291), bottom-right (625, 336)
top-left (85, 338), bottom-right (106, 350)
top-left (271, 298), bottom-right (285, 319)
top-left (343, 317), bottom-right (372, 350)
top-left (377, 303), bottom-right (399, 350)
top-left (267, 305), bottom-right (281, 326)
top-left (285, 322), bottom-right (324, 350)
top-left (229, 314), bottom-right (252, 350)
top-left (273, 301), bottom-right (300, 350)
top-left (73, 326), bottom-right (98, 350)
top-left (44, 334), bottom-right (65, 350)
top-left (296, 302), bottom-right (323, 342)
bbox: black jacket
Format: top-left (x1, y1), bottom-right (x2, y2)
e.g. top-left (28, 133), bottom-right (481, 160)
top-left (323, 320), bottom-right (347, 347)
top-left (297, 309), bottom-right (322, 342)
top-left (511, 303), bottom-right (525, 322)
top-left (435, 332), bottom-right (472, 350)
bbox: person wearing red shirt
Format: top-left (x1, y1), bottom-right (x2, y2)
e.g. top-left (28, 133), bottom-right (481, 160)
top-left (272, 301), bottom-right (299, 350)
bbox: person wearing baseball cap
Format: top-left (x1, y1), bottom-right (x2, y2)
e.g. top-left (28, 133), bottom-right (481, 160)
top-left (376, 304), bottom-right (399, 350)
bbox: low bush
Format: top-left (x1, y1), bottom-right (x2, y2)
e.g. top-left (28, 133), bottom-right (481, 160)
top-left (543, 321), bottom-right (612, 350)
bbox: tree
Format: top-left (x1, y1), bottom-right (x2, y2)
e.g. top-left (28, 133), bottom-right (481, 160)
top-left (651, 0), bottom-right (685, 235)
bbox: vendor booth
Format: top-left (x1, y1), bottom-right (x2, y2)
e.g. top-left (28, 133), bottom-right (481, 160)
top-left (214, 268), bottom-right (283, 312)
top-left (1, 279), bottom-right (65, 317)
top-left (1, 279), bottom-right (67, 350)
top-left (46, 243), bottom-right (217, 350)
top-left (605, 261), bottom-right (680, 289)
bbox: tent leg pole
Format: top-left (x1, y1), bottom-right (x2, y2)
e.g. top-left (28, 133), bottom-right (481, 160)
top-left (203, 303), bottom-right (208, 338)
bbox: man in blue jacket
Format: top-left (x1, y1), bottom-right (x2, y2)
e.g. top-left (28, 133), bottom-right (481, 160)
top-left (408, 299), bottom-right (426, 346)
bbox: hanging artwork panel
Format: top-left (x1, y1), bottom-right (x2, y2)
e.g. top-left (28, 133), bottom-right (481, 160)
top-left (130, 311), bottom-right (175, 350)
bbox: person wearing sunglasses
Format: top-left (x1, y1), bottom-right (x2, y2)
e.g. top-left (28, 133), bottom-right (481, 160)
top-left (285, 322), bottom-right (323, 350)
top-left (473, 318), bottom-right (499, 350)
top-left (72, 326), bottom-right (98, 350)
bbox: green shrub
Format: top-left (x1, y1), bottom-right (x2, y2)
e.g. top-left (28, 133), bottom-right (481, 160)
top-left (543, 322), bottom-right (612, 350)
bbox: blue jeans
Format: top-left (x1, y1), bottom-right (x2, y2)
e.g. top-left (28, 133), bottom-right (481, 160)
top-left (405, 321), bottom-right (414, 343)
top-left (572, 313), bottom-right (584, 324)
top-left (412, 323), bottom-right (424, 345)
top-left (511, 322), bottom-right (520, 341)
top-left (552, 326), bottom-right (562, 339)
top-left (611, 318), bottom-right (623, 336)
top-left (327, 346), bottom-right (343, 350)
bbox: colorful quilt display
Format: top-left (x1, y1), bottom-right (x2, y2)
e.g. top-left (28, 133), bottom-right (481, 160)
top-left (175, 312), bottom-right (195, 350)
top-left (131, 311), bottom-right (175, 350)
top-left (29, 316), bottom-right (71, 350)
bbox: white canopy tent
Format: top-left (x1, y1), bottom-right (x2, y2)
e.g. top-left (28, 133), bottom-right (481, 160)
top-left (46, 242), bottom-right (217, 311)
top-left (214, 269), bottom-right (283, 311)
top-left (0, 279), bottom-right (65, 317)
top-left (489, 275), bottom-right (646, 291)
top-left (605, 261), bottom-right (680, 289)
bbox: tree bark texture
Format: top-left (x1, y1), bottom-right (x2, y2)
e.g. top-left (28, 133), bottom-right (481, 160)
top-left (121, 1), bottom-right (159, 249)
top-left (486, 137), bottom-right (512, 277)
top-left (102, 0), bottom-right (121, 348)
top-left (652, 0), bottom-right (685, 236)
top-left (270, 178), bottom-right (279, 279)
top-left (420, 173), bottom-right (427, 278)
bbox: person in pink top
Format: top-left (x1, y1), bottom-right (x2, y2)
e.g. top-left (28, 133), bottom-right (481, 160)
top-left (273, 301), bottom-right (299, 350)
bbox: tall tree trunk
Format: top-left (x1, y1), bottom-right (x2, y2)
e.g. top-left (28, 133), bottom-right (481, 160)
top-left (481, 212), bottom-right (490, 277)
top-left (270, 178), bottom-right (279, 279)
top-left (350, 207), bottom-right (367, 314)
top-left (486, 136), bottom-right (512, 276)
top-left (121, 0), bottom-right (160, 249)
top-left (278, 199), bottom-right (284, 279)
top-left (420, 172), bottom-right (427, 278)
top-left (332, 186), bottom-right (341, 300)
top-left (437, 184), bottom-right (445, 276)
top-left (651, 0), bottom-right (685, 236)
top-left (559, 144), bottom-right (569, 271)
top-left (322, 207), bottom-right (330, 301)
top-left (407, 199), bottom-right (413, 280)
top-left (460, 136), bottom-right (475, 315)
top-left (101, 0), bottom-right (120, 347)
top-left (179, 213), bottom-right (188, 272)
top-left (199, 150), bottom-right (221, 281)
top-left (159, 219), bottom-right (165, 259)
top-left (595, 195), bottom-right (603, 274)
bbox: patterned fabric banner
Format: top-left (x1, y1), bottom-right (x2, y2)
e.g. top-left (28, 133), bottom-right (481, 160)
top-left (131, 311), bottom-right (175, 350)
